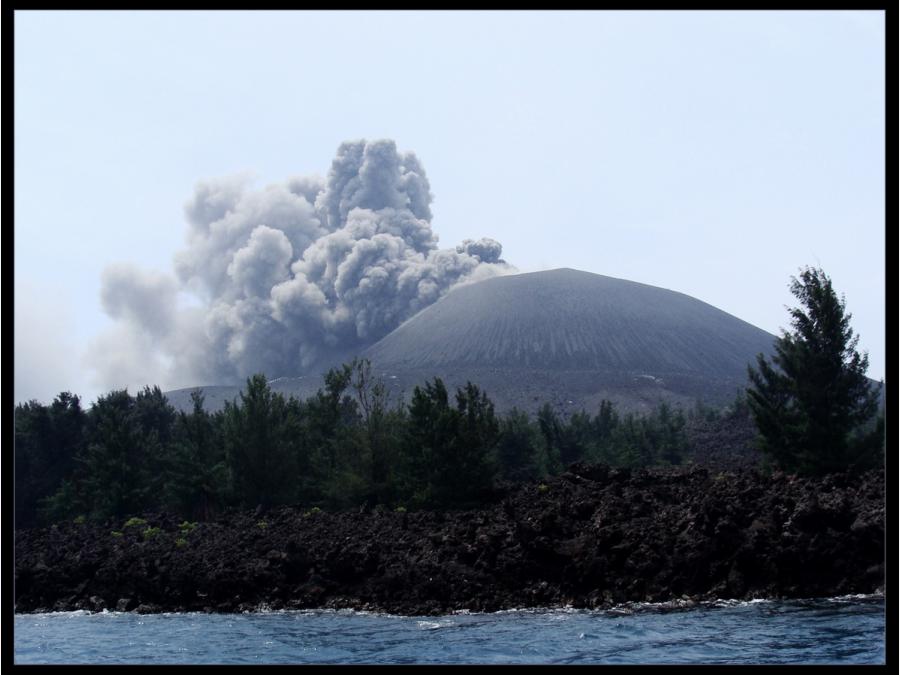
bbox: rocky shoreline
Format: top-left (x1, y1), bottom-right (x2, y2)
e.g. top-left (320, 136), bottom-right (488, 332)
top-left (14, 464), bottom-right (884, 616)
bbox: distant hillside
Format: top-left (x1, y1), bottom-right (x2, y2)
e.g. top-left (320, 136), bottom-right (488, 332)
top-left (164, 268), bottom-right (778, 415)
top-left (366, 268), bottom-right (775, 375)
top-left (360, 268), bottom-right (778, 413)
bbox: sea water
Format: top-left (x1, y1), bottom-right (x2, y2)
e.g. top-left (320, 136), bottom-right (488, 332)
top-left (13, 595), bottom-right (885, 665)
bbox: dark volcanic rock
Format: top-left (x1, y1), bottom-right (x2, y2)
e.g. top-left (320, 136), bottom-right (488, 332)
top-left (14, 466), bottom-right (884, 615)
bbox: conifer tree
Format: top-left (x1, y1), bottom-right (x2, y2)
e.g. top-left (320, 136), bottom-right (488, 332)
top-left (403, 378), bottom-right (499, 507)
top-left (495, 408), bottom-right (541, 482)
top-left (165, 391), bottom-right (226, 520)
top-left (15, 393), bottom-right (85, 526)
top-left (747, 266), bottom-right (883, 474)
top-left (222, 374), bottom-right (297, 507)
top-left (76, 389), bottom-right (150, 519)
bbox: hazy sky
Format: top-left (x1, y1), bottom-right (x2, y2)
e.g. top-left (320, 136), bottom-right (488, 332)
top-left (14, 10), bottom-right (886, 405)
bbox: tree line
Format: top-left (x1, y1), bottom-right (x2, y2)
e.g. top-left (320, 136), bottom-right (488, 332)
top-left (14, 266), bottom-right (884, 527)
top-left (15, 359), bottom-right (699, 527)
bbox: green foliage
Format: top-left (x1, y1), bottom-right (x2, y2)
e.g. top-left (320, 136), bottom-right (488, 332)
top-left (747, 267), bottom-right (883, 475)
top-left (164, 391), bottom-right (227, 521)
top-left (76, 389), bottom-right (147, 520)
top-left (52, 387), bottom-right (178, 522)
top-left (174, 537), bottom-right (187, 548)
top-left (348, 358), bottom-right (399, 504)
top-left (529, 398), bottom-right (689, 470)
top-left (495, 408), bottom-right (542, 482)
top-left (16, 362), bottom-right (715, 526)
top-left (609, 402), bottom-right (689, 467)
top-left (16, 392), bottom-right (86, 527)
top-left (110, 530), bottom-right (123, 538)
top-left (689, 398), bottom-right (722, 424)
top-left (142, 526), bottom-right (161, 539)
top-left (222, 375), bottom-right (300, 507)
top-left (36, 479), bottom-right (80, 525)
top-left (536, 404), bottom-right (573, 471)
top-left (293, 364), bottom-right (355, 505)
top-left (403, 379), bottom-right (499, 508)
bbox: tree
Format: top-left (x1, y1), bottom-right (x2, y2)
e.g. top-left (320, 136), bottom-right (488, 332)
top-left (452, 381), bottom-right (500, 500)
top-left (15, 393), bottom-right (85, 527)
top-left (649, 402), bottom-right (689, 466)
top-left (133, 385), bottom-right (178, 504)
top-left (75, 389), bottom-right (152, 520)
top-left (403, 378), bottom-right (454, 506)
top-left (349, 357), bottom-right (393, 502)
top-left (297, 363), bottom-right (357, 505)
top-left (403, 378), bottom-right (499, 508)
top-left (495, 408), bottom-right (542, 482)
top-left (165, 391), bottom-right (227, 520)
top-left (222, 375), bottom-right (298, 507)
top-left (747, 266), bottom-right (883, 475)
top-left (608, 412), bottom-right (653, 467)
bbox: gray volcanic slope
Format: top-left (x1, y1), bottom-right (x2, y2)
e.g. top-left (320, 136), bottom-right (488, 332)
top-left (358, 268), bottom-right (777, 413)
top-left (165, 268), bottom-right (778, 415)
top-left (364, 268), bottom-right (774, 375)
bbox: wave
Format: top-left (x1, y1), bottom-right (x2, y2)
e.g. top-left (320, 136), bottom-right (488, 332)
top-left (18, 593), bottom-right (884, 620)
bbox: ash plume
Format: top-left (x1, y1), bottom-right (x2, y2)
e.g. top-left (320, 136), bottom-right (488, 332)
top-left (88, 139), bottom-right (514, 391)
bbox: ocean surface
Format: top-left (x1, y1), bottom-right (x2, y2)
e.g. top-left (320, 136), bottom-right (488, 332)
top-left (14, 595), bottom-right (885, 665)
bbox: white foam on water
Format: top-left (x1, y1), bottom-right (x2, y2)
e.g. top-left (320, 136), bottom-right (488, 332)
top-left (828, 593), bottom-right (883, 602)
top-left (17, 593), bottom-right (884, 621)
top-left (417, 619), bottom-right (455, 630)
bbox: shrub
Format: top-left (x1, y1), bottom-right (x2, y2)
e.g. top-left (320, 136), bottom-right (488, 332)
top-left (142, 526), bottom-right (161, 539)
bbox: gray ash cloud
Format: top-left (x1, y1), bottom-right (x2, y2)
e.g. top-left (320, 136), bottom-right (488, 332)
top-left (88, 139), bottom-right (513, 390)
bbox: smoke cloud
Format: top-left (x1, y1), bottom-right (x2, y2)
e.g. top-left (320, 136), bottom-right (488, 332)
top-left (89, 139), bottom-right (514, 391)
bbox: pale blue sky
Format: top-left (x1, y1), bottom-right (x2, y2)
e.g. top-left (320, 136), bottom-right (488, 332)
top-left (14, 10), bottom-right (886, 405)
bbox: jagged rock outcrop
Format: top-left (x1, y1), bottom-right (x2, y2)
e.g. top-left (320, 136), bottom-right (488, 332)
top-left (14, 466), bottom-right (884, 615)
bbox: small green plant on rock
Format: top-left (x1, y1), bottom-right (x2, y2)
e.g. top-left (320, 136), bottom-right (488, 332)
top-left (394, 505), bottom-right (407, 513)
top-left (538, 483), bottom-right (549, 494)
top-left (178, 521), bottom-right (198, 533)
top-left (142, 526), bottom-right (161, 540)
top-left (110, 530), bottom-right (123, 538)
top-left (124, 517), bottom-right (147, 529)
top-left (257, 520), bottom-right (268, 530)
top-left (73, 515), bottom-right (86, 525)
top-left (174, 537), bottom-right (187, 548)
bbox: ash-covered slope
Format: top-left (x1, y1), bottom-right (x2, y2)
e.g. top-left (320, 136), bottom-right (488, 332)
top-left (364, 268), bottom-right (775, 375)
top-left (165, 268), bottom-right (778, 414)
top-left (355, 268), bottom-right (777, 413)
